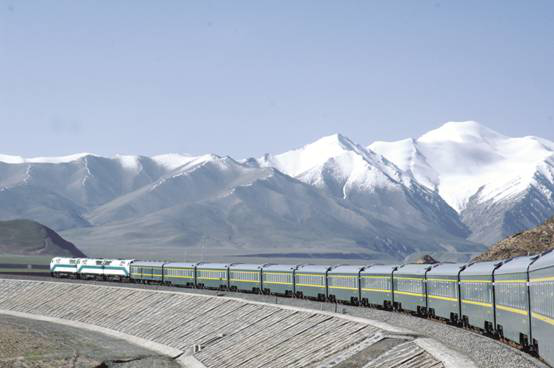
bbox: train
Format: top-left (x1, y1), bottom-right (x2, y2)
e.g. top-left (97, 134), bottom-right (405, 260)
top-left (50, 251), bottom-right (554, 367)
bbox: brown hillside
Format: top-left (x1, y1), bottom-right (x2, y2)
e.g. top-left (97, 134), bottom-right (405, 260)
top-left (0, 219), bottom-right (86, 257)
top-left (415, 254), bottom-right (439, 264)
top-left (473, 216), bottom-right (554, 262)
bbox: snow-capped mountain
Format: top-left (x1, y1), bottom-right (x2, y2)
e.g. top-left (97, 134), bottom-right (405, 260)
top-left (370, 121), bottom-right (554, 244)
top-left (0, 153), bottom-right (194, 229)
top-left (256, 133), bottom-right (470, 239)
top-left (1, 121), bottom-right (548, 260)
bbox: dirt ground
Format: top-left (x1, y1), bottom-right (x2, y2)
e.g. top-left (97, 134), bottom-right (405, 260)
top-left (0, 315), bottom-right (181, 368)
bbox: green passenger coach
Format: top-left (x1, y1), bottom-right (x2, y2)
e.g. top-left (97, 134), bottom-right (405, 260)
top-left (459, 260), bottom-right (503, 333)
top-left (426, 263), bottom-right (466, 323)
top-left (494, 256), bottom-right (538, 348)
top-left (327, 265), bottom-right (364, 305)
top-left (529, 249), bottom-right (554, 362)
top-left (294, 265), bottom-right (331, 301)
top-left (360, 264), bottom-right (397, 308)
top-left (195, 263), bottom-right (230, 290)
top-left (130, 261), bottom-right (165, 283)
top-left (164, 262), bottom-right (196, 287)
top-left (261, 264), bottom-right (297, 296)
top-left (229, 264), bottom-right (264, 293)
top-left (393, 264), bottom-right (435, 314)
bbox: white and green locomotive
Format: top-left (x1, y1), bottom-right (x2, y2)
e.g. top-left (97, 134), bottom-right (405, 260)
top-left (50, 257), bottom-right (133, 281)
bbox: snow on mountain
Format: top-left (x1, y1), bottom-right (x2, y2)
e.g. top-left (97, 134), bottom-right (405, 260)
top-left (0, 154), bottom-right (196, 224)
top-left (151, 153), bottom-right (197, 170)
top-left (257, 133), bottom-right (470, 239)
top-left (5, 121), bottom-right (551, 258)
top-left (88, 154), bottom-right (274, 226)
top-left (0, 152), bottom-right (197, 170)
top-left (370, 121), bottom-right (554, 244)
top-left (258, 133), bottom-right (406, 189)
top-left (0, 153), bottom-right (95, 164)
top-left (70, 160), bottom-right (483, 261)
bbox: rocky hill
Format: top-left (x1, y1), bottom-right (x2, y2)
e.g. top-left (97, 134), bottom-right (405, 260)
top-left (0, 219), bottom-right (85, 257)
top-left (473, 216), bottom-right (554, 261)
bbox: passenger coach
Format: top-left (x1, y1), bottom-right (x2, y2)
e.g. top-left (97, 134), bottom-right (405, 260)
top-left (393, 264), bottom-right (434, 314)
top-left (359, 264), bottom-right (397, 308)
top-left (195, 263), bottom-right (229, 290)
top-left (130, 261), bottom-right (164, 283)
top-left (229, 263), bottom-right (263, 293)
top-left (459, 260), bottom-right (503, 333)
top-left (327, 265), bottom-right (364, 305)
top-left (164, 262), bottom-right (196, 287)
top-left (494, 256), bottom-right (538, 348)
top-left (294, 265), bottom-right (331, 300)
top-left (529, 249), bottom-right (554, 363)
top-left (261, 264), bottom-right (296, 296)
top-left (426, 263), bottom-right (465, 323)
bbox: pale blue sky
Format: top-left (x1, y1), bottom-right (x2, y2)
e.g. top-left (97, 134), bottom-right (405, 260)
top-left (1, 1), bottom-right (553, 159)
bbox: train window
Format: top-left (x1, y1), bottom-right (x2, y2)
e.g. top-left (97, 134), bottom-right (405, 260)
top-left (395, 278), bottom-right (424, 295)
top-left (495, 282), bottom-right (528, 311)
top-left (361, 276), bottom-right (391, 291)
top-left (427, 279), bottom-right (457, 298)
top-left (231, 271), bottom-right (259, 281)
top-left (296, 274), bottom-right (324, 286)
top-left (198, 269), bottom-right (226, 280)
top-left (460, 281), bottom-right (492, 304)
top-left (328, 276), bottom-right (357, 289)
top-left (531, 278), bottom-right (554, 318)
top-left (263, 272), bottom-right (291, 284)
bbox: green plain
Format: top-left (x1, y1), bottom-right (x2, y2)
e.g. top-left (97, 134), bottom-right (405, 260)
top-left (0, 254), bottom-right (52, 265)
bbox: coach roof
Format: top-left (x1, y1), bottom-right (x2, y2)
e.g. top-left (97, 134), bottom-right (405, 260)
top-left (361, 264), bottom-right (398, 274)
top-left (131, 261), bottom-right (166, 267)
top-left (395, 264), bottom-right (435, 275)
top-left (164, 262), bottom-right (197, 268)
top-left (529, 249), bottom-right (554, 273)
top-left (229, 263), bottom-right (264, 270)
top-left (261, 264), bottom-right (298, 272)
top-left (196, 262), bottom-right (230, 269)
top-left (426, 263), bottom-right (466, 276)
top-left (461, 260), bottom-right (503, 276)
top-left (496, 255), bottom-right (540, 275)
top-left (328, 265), bottom-right (365, 274)
top-left (296, 264), bottom-right (332, 273)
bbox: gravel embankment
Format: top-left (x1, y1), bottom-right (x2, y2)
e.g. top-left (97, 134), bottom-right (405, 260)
top-left (0, 274), bottom-right (548, 368)
top-left (0, 314), bottom-right (180, 368)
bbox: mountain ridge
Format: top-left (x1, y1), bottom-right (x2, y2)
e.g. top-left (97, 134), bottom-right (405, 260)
top-left (1, 121), bottom-right (552, 261)
top-left (370, 121), bottom-right (554, 244)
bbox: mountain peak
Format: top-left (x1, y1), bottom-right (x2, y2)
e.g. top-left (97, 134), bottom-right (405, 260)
top-left (419, 121), bottom-right (505, 144)
top-left (257, 133), bottom-right (365, 177)
top-left (0, 153), bottom-right (96, 164)
top-left (304, 133), bottom-right (358, 152)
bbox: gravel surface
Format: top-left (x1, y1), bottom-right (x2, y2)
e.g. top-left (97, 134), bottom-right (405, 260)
top-left (1, 274), bottom-right (549, 368)
top-left (0, 314), bottom-right (181, 368)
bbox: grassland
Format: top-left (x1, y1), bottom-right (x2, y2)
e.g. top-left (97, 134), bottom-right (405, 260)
top-left (0, 254), bottom-right (51, 265)
top-left (0, 254), bottom-right (51, 274)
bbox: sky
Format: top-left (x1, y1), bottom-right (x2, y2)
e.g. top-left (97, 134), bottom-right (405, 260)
top-left (1, 1), bottom-right (553, 159)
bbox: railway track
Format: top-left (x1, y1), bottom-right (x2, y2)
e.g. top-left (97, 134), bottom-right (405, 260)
top-left (0, 273), bottom-right (548, 368)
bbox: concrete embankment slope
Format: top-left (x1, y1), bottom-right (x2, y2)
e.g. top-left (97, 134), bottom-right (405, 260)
top-left (0, 279), bottom-right (475, 368)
